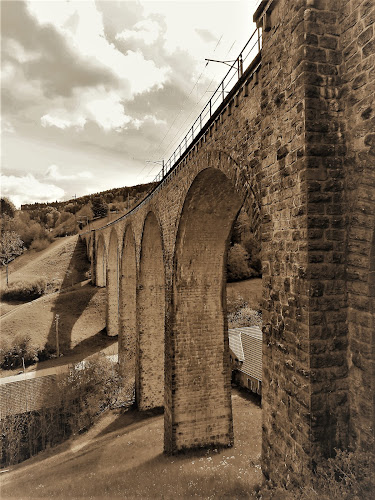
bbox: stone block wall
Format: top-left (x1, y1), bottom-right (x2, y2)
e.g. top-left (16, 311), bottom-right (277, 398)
top-left (340, 0), bottom-right (375, 452)
top-left (82, 0), bottom-right (374, 485)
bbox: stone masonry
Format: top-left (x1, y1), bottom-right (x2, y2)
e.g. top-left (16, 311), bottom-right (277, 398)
top-left (80, 0), bottom-right (374, 485)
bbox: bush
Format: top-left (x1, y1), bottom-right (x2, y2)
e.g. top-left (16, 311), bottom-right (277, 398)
top-left (0, 335), bottom-right (39, 370)
top-left (29, 237), bottom-right (51, 252)
top-left (227, 295), bottom-right (262, 328)
top-left (228, 305), bottom-right (262, 329)
top-left (259, 449), bottom-right (375, 500)
top-left (1, 279), bottom-right (47, 301)
top-left (227, 244), bottom-right (254, 281)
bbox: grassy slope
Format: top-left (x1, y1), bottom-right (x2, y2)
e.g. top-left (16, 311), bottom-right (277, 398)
top-left (0, 388), bottom-right (262, 499)
top-left (0, 235), bottom-right (110, 376)
top-left (0, 233), bottom-right (262, 376)
top-left (227, 278), bottom-right (263, 310)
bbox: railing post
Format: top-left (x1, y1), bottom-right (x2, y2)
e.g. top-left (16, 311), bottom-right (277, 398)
top-left (162, 160), bottom-right (165, 178)
top-left (222, 81), bottom-right (225, 101)
top-left (209, 99), bottom-right (212, 117)
top-left (258, 27), bottom-right (261, 52)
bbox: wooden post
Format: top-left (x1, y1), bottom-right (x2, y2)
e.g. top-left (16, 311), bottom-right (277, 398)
top-left (55, 314), bottom-right (60, 357)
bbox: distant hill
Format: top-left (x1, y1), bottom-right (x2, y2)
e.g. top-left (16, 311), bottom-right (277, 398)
top-left (20, 182), bottom-right (157, 212)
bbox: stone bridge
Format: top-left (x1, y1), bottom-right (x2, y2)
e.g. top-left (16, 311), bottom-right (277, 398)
top-left (81, 0), bottom-right (375, 484)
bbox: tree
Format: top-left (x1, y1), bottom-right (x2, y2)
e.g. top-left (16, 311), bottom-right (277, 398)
top-left (0, 231), bottom-right (24, 285)
top-left (227, 243), bottom-right (252, 282)
top-left (92, 196), bottom-right (108, 218)
top-left (0, 197), bottom-right (16, 219)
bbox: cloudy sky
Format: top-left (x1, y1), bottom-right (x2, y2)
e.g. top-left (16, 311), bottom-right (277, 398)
top-left (1, 0), bottom-right (260, 207)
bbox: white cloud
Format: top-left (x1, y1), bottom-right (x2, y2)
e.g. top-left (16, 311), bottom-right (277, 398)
top-left (45, 164), bottom-right (93, 181)
top-left (41, 114), bottom-right (86, 130)
top-left (0, 118), bottom-right (15, 134)
top-left (40, 89), bottom-right (151, 132)
top-left (1, 173), bottom-right (65, 207)
top-left (116, 19), bottom-right (161, 46)
top-left (27, 1), bottom-right (169, 100)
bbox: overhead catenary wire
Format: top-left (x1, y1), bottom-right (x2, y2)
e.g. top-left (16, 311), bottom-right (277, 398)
top-left (139, 33), bottom-right (226, 180)
top-left (153, 39), bottom-right (239, 172)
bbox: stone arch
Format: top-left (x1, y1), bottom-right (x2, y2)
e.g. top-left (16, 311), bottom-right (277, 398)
top-left (164, 167), bottom-right (245, 453)
top-left (106, 229), bottom-right (120, 337)
top-left (137, 210), bottom-right (165, 410)
top-left (96, 234), bottom-right (107, 287)
top-left (119, 224), bottom-right (137, 390)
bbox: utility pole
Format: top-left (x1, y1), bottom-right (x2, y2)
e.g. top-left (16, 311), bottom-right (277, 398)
top-left (55, 314), bottom-right (60, 357)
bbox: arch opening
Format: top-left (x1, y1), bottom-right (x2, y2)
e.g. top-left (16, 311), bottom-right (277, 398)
top-left (119, 225), bottom-right (137, 395)
top-left (106, 230), bottom-right (119, 337)
top-left (96, 235), bottom-right (107, 287)
top-left (165, 167), bottom-right (246, 452)
top-left (137, 211), bottom-right (165, 410)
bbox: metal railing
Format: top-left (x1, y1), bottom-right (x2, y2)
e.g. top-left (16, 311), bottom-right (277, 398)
top-left (151, 26), bottom-right (262, 184)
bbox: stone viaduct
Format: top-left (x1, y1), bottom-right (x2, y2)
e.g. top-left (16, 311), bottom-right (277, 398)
top-left (81, 0), bottom-right (375, 485)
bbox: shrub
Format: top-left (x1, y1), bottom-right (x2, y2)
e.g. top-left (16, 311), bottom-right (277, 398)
top-left (259, 449), bottom-right (375, 500)
top-left (0, 335), bottom-right (40, 369)
top-left (1, 279), bottom-right (47, 301)
top-left (227, 244), bottom-right (253, 281)
top-left (228, 305), bottom-right (262, 329)
top-left (29, 237), bottom-right (51, 252)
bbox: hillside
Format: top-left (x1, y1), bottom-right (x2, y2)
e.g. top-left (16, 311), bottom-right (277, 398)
top-left (0, 388), bottom-right (262, 499)
top-left (0, 235), bottom-right (110, 375)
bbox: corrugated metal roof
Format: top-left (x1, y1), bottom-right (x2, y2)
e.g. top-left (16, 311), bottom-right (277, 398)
top-left (228, 326), bottom-right (262, 381)
top-left (228, 329), bottom-right (245, 361)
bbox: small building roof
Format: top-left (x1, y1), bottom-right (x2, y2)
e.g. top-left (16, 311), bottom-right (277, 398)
top-left (228, 326), bottom-right (262, 382)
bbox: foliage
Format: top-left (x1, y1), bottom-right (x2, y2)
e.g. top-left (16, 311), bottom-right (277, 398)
top-left (259, 449), bottom-right (375, 500)
top-left (76, 203), bottom-right (93, 228)
top-left (228, 207), bottom-right (262, 281)
top-left (91, 196), bottom-right (108, 218)
top-left (0, 335), bottom-right (40, 369)
top-left (0, 197), bottom-right (16, 218)
top-left (1, 354), bottom-right (129, 466)
top-left (0, 230), bottom-right (24, 266)
top-left (227, 243), bottom-right (255, 281)
top-left (29, 238), bottom-right (51, 252)
top-left (53, 212), bottom-right (79, 237)
top-left (0, 278), bottom-right (47, 301)
top-left (227, 294), bottom-right (262, 328)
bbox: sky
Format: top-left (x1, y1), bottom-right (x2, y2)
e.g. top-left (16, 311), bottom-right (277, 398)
top-left (1, 0), bottom-right (260, 207)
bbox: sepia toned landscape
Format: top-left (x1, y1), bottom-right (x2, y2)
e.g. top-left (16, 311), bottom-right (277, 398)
top-left (1, 0), bottom-right (374, 498)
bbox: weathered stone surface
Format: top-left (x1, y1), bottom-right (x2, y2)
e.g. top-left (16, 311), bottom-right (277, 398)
top-left (80, 0), bottom-right (374, 487)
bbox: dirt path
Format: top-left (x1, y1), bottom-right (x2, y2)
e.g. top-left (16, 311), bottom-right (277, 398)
top-left (0, 388), bottom-right (262, 499)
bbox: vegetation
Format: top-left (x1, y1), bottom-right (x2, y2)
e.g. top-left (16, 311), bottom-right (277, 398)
top-left (0, 278), bottom-right (47, 302)
top-left (259, 449), bottom-right (375, 499)
top-left (227, 294), bottom-right (262, 328)
top-left (0, 230), bottom-right (24, 285)
top-left (1, 354), bottom-right (128, 467)
top-left (227, 207), bottom-right (261, 282)
top-left (0, 335), bottom-right (40, 370)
